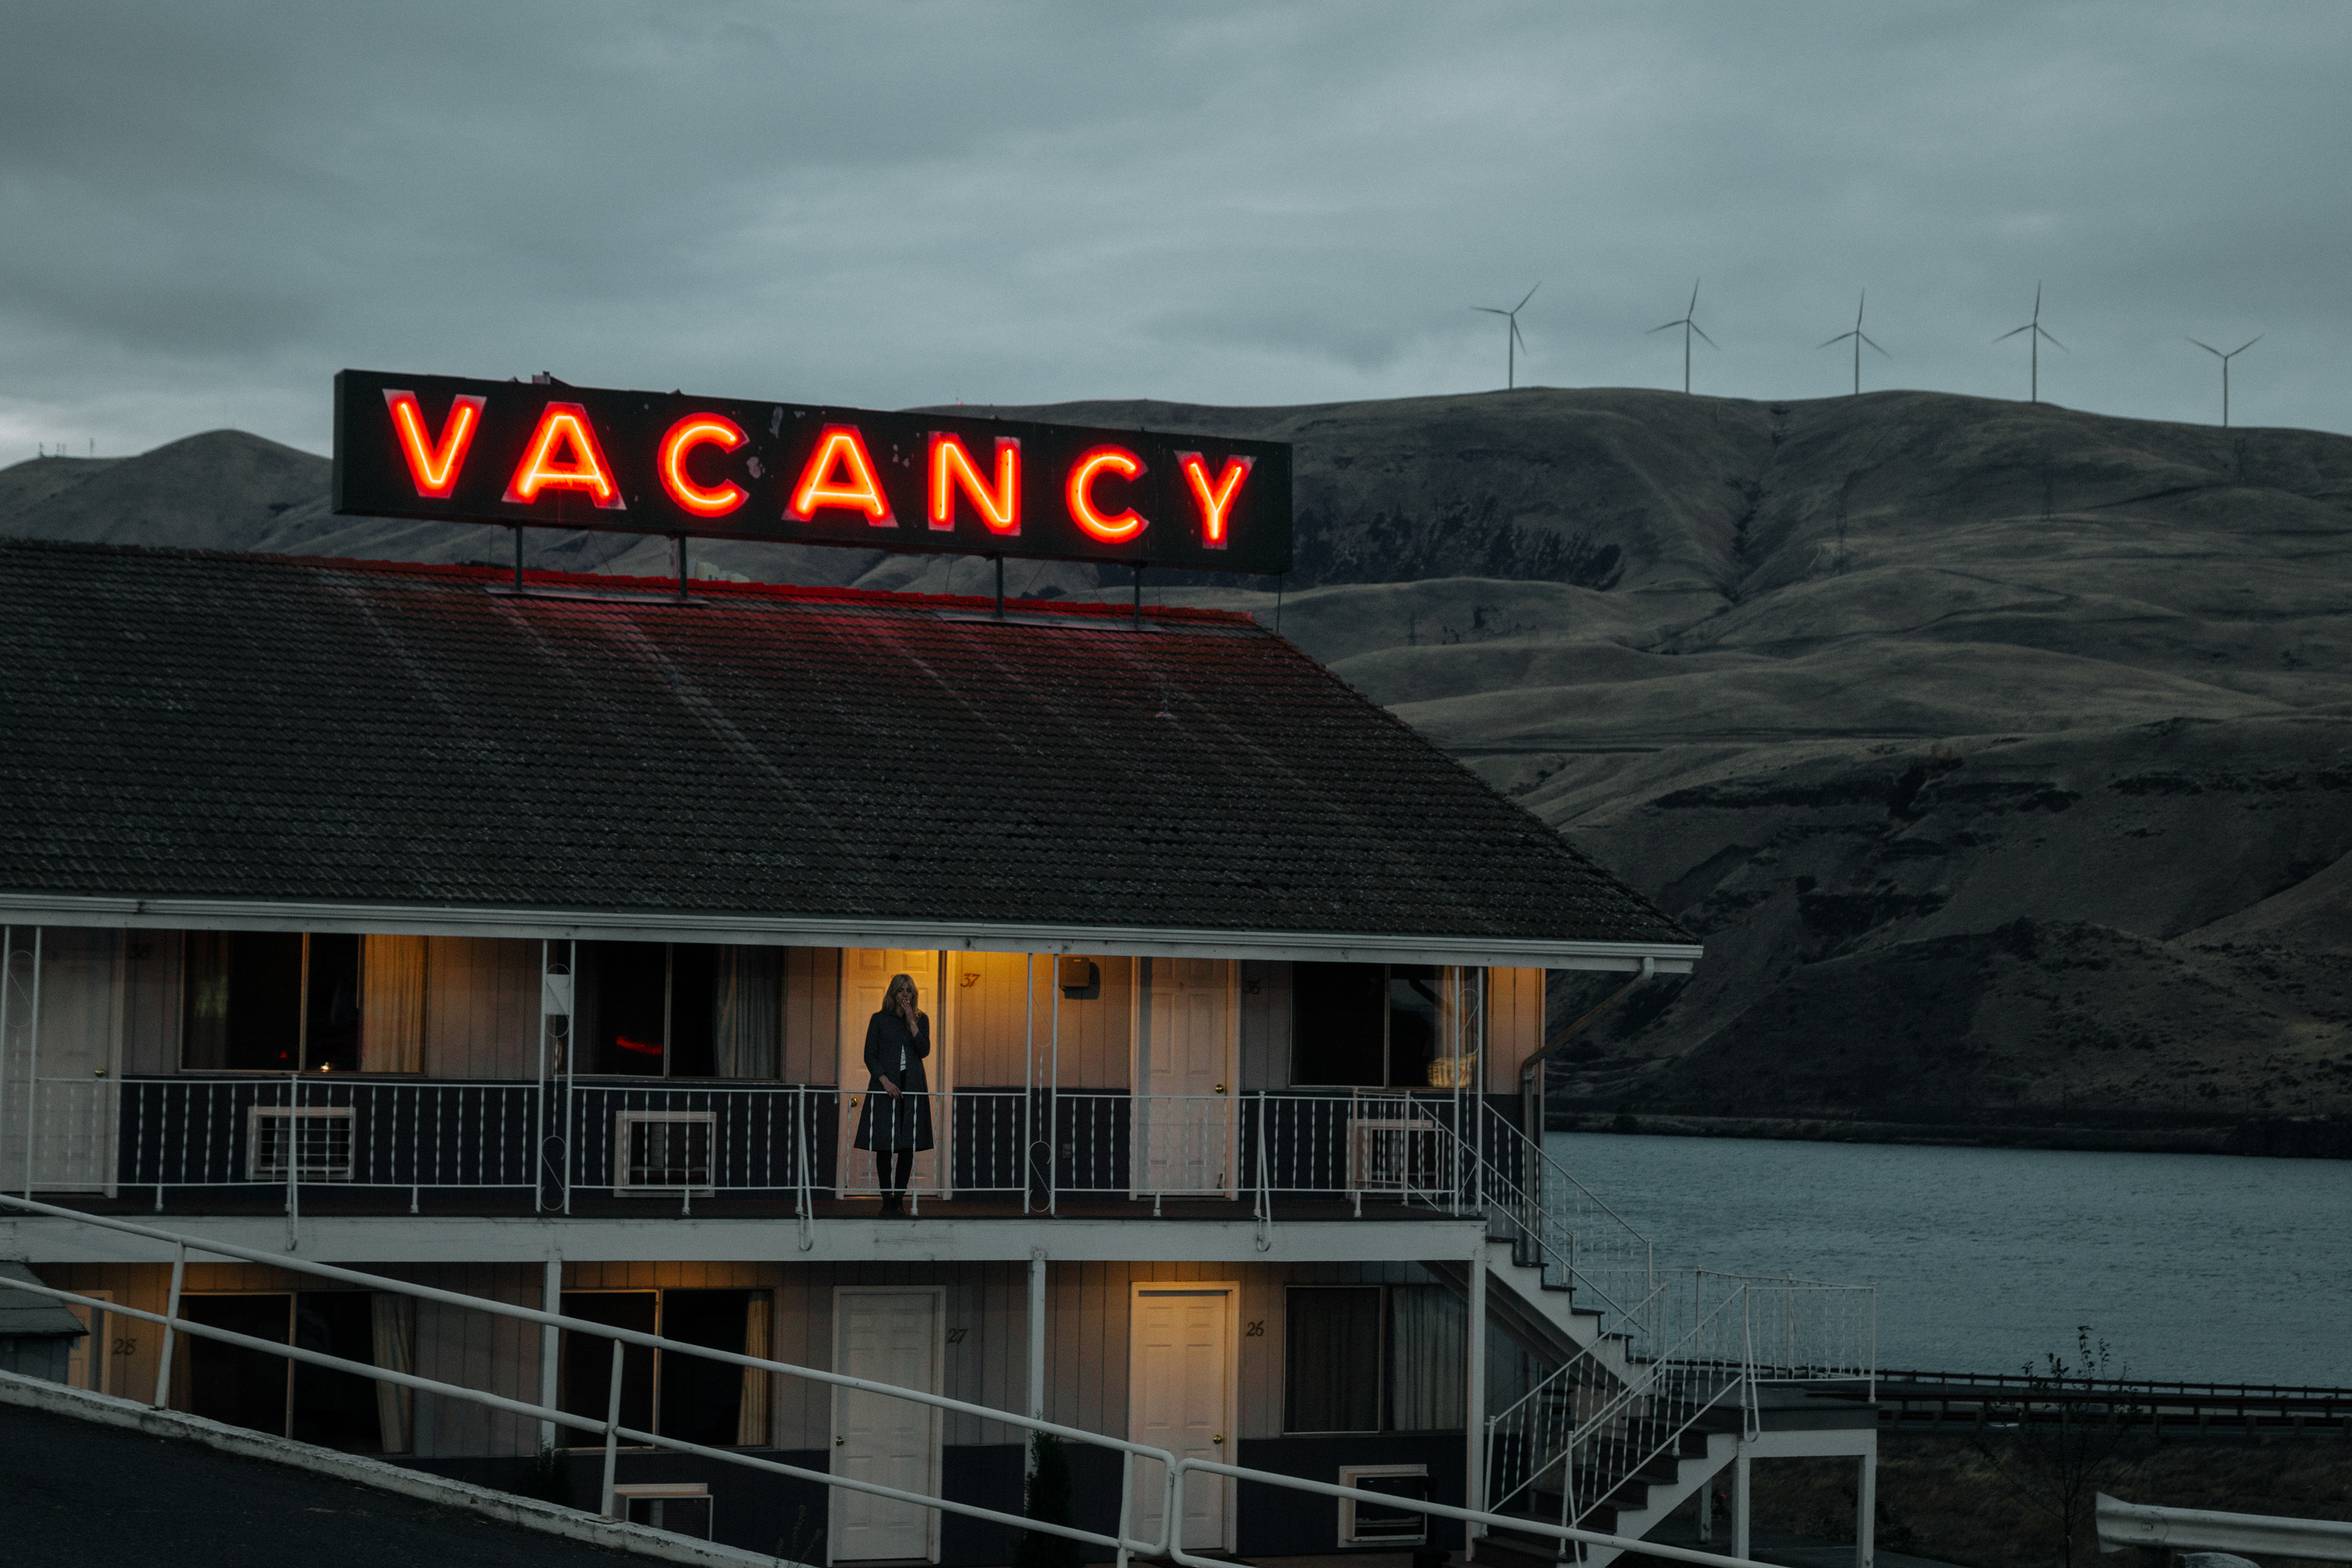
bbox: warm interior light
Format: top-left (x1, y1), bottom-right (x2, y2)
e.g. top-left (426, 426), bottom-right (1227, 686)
top-left (383, 390), bottom-right (485, 499)
top-left (658, 413), bottom-right (748, 517)
top-left (786, 425), bottom-right (895, 525)
top-left (929, 434), bottom-right (1020, 534)
top-left (502, 402), bottom-right (627, 509)
top-left (1066, 445), bottom-right (1147, 543)
top-left (1177, 452), bottom-right (1253, 548)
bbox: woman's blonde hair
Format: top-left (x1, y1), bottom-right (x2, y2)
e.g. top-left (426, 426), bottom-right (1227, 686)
top-left (886, 973), bottom-right (916, 1008)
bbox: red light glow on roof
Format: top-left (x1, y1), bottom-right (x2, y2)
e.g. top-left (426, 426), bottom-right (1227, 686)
top-left (786, 426), bottom-right (894, 526)
top-left (1177, 452), bottom-right (1252, 549)
top-left (383, 390), bottom-right (484, 499)
top-left (501, 402), bottom-right (625, 510)
top-left (929, 433), bottom-right (1020, 535)
top-left (658, 414), bottom-right (748, 518)
top-left (1066, 445), bottom-right (1147, 544)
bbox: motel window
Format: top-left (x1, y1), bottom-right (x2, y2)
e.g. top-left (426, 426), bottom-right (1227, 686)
top-left (182, 932), bottom-right (363, 1072)
top-left (578, 941), bottom-right (782, 1078)
top-left (560, 1288), bottom-right (771, 1449)
top-left (1289, 964), bottom-right (1485, 1090)
top-left (1284, 1284), bottom-right (1467, 1434)
top-left (177, 1291), bottom-right (412, 1452)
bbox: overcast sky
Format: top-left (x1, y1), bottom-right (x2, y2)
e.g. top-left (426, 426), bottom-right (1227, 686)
top-left (5, 1), bottom-right (2350, 461)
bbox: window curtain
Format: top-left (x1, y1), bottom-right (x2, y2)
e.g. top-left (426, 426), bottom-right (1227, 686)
top-left (371, 1292), bottom-right (416, 1453)
top-left (1285, 1287), bottom-right (1382, 1432)
top-left (361, 935), bottom-right (427, 1073)
top-left (182, 931), bottom-right (232, 1069)
top-left (1427, 967), bottom-right (1484, 1091)
top-left (1389, 1286), bottom-right (1466, 1431)
top-left (736, 1291), bottom-right (772, 1446)
top-left (714, 946), bottom-right (780, 1079)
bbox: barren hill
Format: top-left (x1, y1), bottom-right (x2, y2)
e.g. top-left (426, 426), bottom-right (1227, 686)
top-left (6, 386), bottom-right (2348, 1149)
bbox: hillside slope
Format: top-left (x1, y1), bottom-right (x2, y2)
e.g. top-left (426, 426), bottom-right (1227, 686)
top-left (6, 387), bottom-right (2348, 1145)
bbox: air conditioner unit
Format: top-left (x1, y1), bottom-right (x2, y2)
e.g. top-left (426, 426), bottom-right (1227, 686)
top-left (246, 1105), bottom-right (355, 1182)
top-left (1338, 1463), bottom-right (1430, 1546)
top-left (614, 1110), bottom-right (716, 1196)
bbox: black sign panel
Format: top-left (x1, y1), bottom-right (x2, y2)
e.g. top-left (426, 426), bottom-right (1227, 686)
top-left (331, 369), bottom-right (1292, 573)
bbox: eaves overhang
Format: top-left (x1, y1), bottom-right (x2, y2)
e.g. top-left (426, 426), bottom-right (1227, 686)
top-left (0, 891), bottom-right (1702, 974)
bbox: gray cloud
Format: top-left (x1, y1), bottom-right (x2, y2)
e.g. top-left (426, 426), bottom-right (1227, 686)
top-left (4, 1), bottom-right (2348, 458)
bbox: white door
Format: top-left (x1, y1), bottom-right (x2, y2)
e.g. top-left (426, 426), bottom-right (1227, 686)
top-left (1135, 959), bottom-right (1236, 1197)
top-left (66, 1290), bottom-right (116, 1393)
top-left (838, 950), bottom-right (947, 1197)
top-left (0, 928), bottom-right (123, 1194)
top-left (1129, 1286), bottom-right (1235, 1554)
top-left (831, 1287), bottom-right (943, 1563)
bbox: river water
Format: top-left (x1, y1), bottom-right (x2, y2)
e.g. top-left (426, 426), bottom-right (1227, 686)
top-left (1545, 1131), bottom-right (2352, 1387)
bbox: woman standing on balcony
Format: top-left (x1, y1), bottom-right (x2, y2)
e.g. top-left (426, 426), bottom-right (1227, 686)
top-left (854, 973), bottom-right (933, 1215)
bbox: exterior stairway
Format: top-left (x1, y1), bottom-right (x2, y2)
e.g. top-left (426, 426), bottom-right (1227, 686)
top-left (1477, 1419), bottom-right (1740, 1568)
top-left (1415, 1107), bottom-right (1872, 1568)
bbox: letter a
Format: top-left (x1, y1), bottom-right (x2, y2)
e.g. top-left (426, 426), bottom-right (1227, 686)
top-left (786, 426), bottom-right (895, 527)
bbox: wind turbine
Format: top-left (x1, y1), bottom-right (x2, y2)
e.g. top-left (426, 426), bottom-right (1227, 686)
top-left (2187, 334), bottom-right (2261, 428)
top-left (1648, 278), bottom-right (1716, 394)
top-left (1818, 290), bottom-right (1888, 396)
top-left (1472, 283), bottom-right (1539, 390)
top-left (1995, 282), bottom-right (2066, 403)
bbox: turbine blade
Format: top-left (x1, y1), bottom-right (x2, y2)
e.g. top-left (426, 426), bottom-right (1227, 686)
top-left (2188, 337), bottom-right (2221, 356)
top-left (1512, 322), bottom-right (1527, 351)
top-left (1855, 290), bottom-right (1867, 328)
top-left (1648, 320), bottom-right (1682, 334)
top-left (1473, 306), bottom-right (1509, 316)
top-left (2040, 327), bottom-right (2068, 352)
top-left (1861, 333), bottom-right (1889, 356)
top-left (1689, 278), bottom-right (1702, 312)
top-left (1517, 282), bottom-right (1542, 311)
top-left (1817, 333), bottom-right (1853, 350)
top-left (1996, 325), bottom-right (2032, 341)
top-left (1691, 322), bottom-right (1720, 349)
top-left (2233, 335), bottom-right (2263, 355)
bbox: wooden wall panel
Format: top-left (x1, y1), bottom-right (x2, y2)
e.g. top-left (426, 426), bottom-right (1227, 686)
top-left (782, 946), bottom-right (841, 1084)
top-left (1485, 967), bottom-right (1546, 1093)
top-left (423, 938), bottom-right (538, 1080)
top-left (121, 930), bottom-right (181, 1074)
top-left (1237, 961), bottom-right (1292, 1090)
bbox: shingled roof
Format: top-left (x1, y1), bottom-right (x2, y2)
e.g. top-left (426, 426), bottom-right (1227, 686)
top-left (0, 540), bottom-right (1694, 966)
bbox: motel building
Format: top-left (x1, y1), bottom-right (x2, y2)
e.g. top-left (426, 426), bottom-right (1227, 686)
top-left (0, 381), bottom-right (1877, 1567)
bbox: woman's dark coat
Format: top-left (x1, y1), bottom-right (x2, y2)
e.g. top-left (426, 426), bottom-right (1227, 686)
top-left (853, 1006), bottom-right (935, 1152)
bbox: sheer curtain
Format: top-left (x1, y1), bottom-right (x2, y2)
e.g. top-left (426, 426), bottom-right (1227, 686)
top-left (737, 1292), bottom-right (772, 1446)
top-left (714, 946), bottom-right (780, 1079)
top-left (1389, 1286), bottom-right (1466, 1431)
top-left (371, 1292), bottom-right (415, 1452)
top-left (361, 935), bottom-right (427, 1073)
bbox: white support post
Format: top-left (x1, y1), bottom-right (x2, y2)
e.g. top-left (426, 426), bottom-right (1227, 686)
top-left (1856, 1449), bottom-right (1876, 1568)
top-left (600, 1338), bottom-right (625, 1519)
top-left (1027, 1249), bottom-right (1047, 1447)
top-left (539, 1251), bottom-right (563, 1452)
top-left (1465, 1246), bottom-right (1488, 1558)
top-left (1048, 959), bottom-right (1061, 1218)
top-left (152, 1238), bottom-right (186, 1409)
top-left (1698, 1464), bottom-right (1715, 1542)
top-left (1022, 954), bottom-right (1035, 1214)
top-left (23, 926), bottom-right (43, 1199)
top-left (1733, 1449), bottom-right (1752, 1564)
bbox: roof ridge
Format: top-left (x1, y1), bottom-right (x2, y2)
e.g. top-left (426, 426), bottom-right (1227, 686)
top-left (0, 535), bottom-right (1261, 627)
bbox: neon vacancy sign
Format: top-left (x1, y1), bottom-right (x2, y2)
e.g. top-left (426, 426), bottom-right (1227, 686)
top-left (331, 370), bottom-right (1292, 574)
